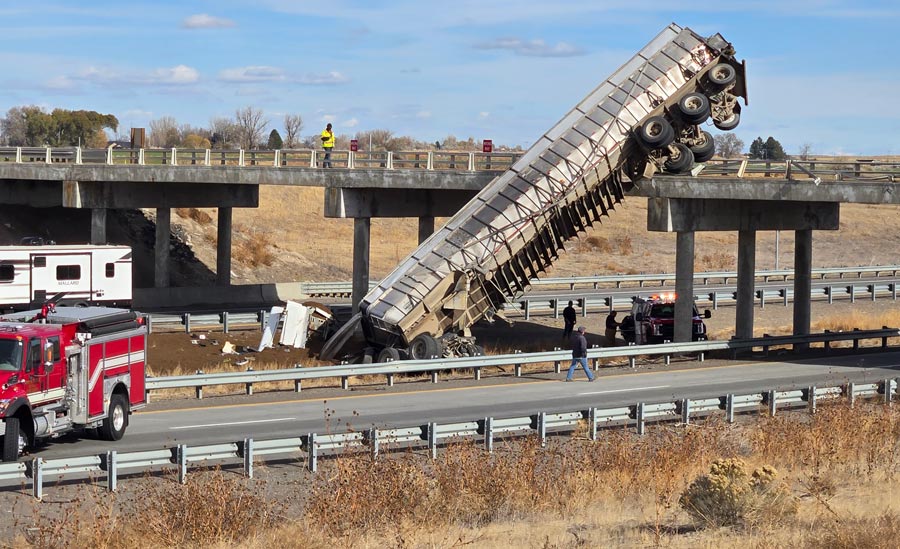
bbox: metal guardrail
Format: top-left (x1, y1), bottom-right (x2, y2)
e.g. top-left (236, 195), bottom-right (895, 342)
top-left (143, 328), bottom-right (900, 398)
top-left (298, 265), bottom-right (900, 297)
top-left (5, 376), bottom-right (897, 499)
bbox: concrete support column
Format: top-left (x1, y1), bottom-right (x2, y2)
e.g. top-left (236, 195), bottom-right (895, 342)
top-left (216, 207), bottom-right (233, 286)
top-left (90, 208), bottom-right (107, 245)
top-left (674, 231), bottom-right (695, 343)
top-left (793, 229), bottom-right (813, 342)
top-left (418, 216), bottom-right (435, 245)
top-left (735, 230), bottom-right (757, 339)
top-left (154, 207), bottom-right (171, 288)
top-left (352, 217), bottom-right (371, 314)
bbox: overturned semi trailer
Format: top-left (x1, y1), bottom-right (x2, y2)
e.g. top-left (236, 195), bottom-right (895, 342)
top-left (322, 23), bottom-right (747, 361)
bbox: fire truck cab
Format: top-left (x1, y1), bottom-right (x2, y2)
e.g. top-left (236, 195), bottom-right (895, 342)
top-left (0, 306), bottom-right (146, 461)
top-left (621, 293), bottom-right (711, 345)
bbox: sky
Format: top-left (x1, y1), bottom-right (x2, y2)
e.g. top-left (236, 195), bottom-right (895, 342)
top-left (1, 0), bottom-right (898, 155)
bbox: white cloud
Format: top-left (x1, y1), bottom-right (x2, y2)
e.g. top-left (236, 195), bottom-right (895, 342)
top-left (182, 14), bottom-right (236, 29)
top-left (151, 65), bottom-right (200, 84)
top-left (342, 118), bottom-right (359, 128)
top-left (478, 111), bottom-right (490, 119)
top-left (416, 110), bottom-right (432, 119)
top-left (124, 109), bottom-right (153, 119)
top-left (296, 71), bottom-right (349, 85)
top-left (43, 75), bottom-right (76, 90)
top-left (475, 37), bottom-right (585, 57)
top-left (76, 64), bottom-right (200, 86)
top-left (219, 66), bottom-right (285, 83)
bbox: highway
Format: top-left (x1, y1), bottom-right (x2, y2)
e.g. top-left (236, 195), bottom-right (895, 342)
top-left (35, 350), bottom-right (900, 460)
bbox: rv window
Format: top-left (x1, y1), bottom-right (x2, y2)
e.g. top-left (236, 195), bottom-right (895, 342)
top-left (33, 256), bottom-right (46, 268)
top-left (56, 265), bottom-right (81, 281)
top-left (105, 262), bottom-right (115, 278)
top-left (0, 264), bottom-right (12, 282)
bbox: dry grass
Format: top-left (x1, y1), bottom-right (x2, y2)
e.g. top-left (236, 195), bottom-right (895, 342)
top-left (174, 207), bottom-right (213, 225)
top-left (233, 229), bottom-right (275, 267)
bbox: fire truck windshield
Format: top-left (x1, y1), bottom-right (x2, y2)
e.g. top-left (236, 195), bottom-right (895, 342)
top-left (0, 339), bottom-right (23, 372)
top-left (649, 304), bottom-right (675, 319)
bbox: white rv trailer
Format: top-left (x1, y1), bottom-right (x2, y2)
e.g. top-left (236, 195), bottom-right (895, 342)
top-left (0, 245), bottom-right (132, 310)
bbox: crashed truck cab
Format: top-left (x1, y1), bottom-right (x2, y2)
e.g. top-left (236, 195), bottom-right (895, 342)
top-left (321, 24), bottom-right (747, 362)
top-left (621, 294), bottom-right (711, 345)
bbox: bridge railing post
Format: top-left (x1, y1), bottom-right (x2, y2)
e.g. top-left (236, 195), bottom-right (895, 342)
top-left (238, 149), bottom-right (245, 167)
top-left (387, 151), bottom-right (394, 169)
top-left (310, 150), bottom-right (317, 168)
top-left (15, 147), bottom-right (21, 163)
top-left (427, 151), bottom-right (433, 170)
top-left (45, 147), bottom-right (51, 164)
top-left (348, 150), bottom-right (354, 169)
top-left (468, 152), bottom-right (475, 171)
top-left (274, 150), bottom-right (281, 168)
top-left (171, 147), bottom-right (178, 166)
top-left (75, 147), bottom-right (82, 164)
top-left (106, 146), bottom-right (113, 165)
top-left (204, 149), bottom-right (211, 166)
top-left (138, 148), bottom-right (145, 165)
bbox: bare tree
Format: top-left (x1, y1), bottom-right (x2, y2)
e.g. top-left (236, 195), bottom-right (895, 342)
top-left (283, 114), bottom-right (303, 148)
top-left (715, 132), bottom-right (744, 159)
top-left (209, 117), bottom-right (238, 149)
top-left (354, 129), bottom-right (394, 151)
top-left (0, 106), bottom-right (30, 145)
top-left (234, 106), bottom-right (269, 150)
top-left (148, 116), bottom-right (180, 148)
top-left (797, 143), bottom-right (812, 160)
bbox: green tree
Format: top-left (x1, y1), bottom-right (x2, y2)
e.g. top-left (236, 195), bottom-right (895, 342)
top-left (49, 109), bottom-right (118, 147)
top-left (266, 129), bottom-right (283, 150)
top-left (748, 137), bottom-right (765, 159)
top-left (764, 136), bottom-right (786, 161)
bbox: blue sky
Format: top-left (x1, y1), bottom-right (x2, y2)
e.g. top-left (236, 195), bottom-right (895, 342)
top-left (1, 1), bottom-right (898, 155)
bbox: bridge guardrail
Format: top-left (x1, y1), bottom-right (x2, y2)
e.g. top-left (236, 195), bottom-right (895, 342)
top-left (6, 376), bottom-right (898, 499)
top-left (143, 328), bottom-right (900, 397)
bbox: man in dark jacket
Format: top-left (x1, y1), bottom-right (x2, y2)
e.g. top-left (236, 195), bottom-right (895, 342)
top-left (605, 311), bottom-right (619, 346)
top-left (562, 300), bottom-right (577, 339)
top-left (565, 326), bottom-right (595, 382)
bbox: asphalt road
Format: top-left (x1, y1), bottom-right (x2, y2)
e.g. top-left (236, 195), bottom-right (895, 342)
top-left (34, 350), bottom-right (900, 459)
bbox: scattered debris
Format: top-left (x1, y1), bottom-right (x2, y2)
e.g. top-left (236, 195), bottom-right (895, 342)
top-left (221, 341), bottom-right (237, 355)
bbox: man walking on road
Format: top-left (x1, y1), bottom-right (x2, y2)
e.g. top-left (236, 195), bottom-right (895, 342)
top-left (562, 300), bottom-right (577, 340)
top-left (565, 326), bottom-right (595, 382)
top-left (320, 123), bottom-right (335, 168)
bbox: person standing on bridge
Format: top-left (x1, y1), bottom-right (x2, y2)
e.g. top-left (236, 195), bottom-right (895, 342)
top-left (565, 326), bottom-right (595, 382)
top-left (562, 300), bottom-right (577, 340)
top-left (320, 123), bottom-right (335, 168)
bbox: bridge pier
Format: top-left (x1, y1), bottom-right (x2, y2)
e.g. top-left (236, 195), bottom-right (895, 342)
top-left (675, 231), bottom-right (695, 343)
top-left (735, 230), bottom-right (757, 339)
top-left (418, 216), bottom-right (435, 244)
top-left (217, 207), bottom-right (232, 286)
top-left (793, 229), bottom-right (813, 346)
top-left (90, 208), bottom-right (107, 245)
top-left (154, 207), bottom-right (170, 288)
top-left (352, 218), bottom-right (371, 314)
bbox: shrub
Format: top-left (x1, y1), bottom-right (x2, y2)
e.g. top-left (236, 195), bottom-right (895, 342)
top-left (174, 207), bottom-right (213, 225)
top-left (234, 230), bottom-right (275, 267)
top-left (679, 458), bottom-right (795, 528)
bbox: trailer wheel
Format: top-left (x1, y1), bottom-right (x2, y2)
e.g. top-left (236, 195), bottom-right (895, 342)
top-left (677, 93), bottom-right (710, 125)
top-left (707, 63), bottom-right (736, 89)
top-left (377, 347), bottom-right (401, 363)
top-left (638, 116), bottom-right (675, 149)
top-left (714, 112), bottom-right (741, 131)
top-left (690, 131), bottom-right (716, 163)
top-left (665, 143), bottom-right (695, 174)
top-left (409, 334), bottom-right (442, 360)
top-left (99, 394), bottom-right (128, 441)
top-left (2, 418), bottom-right (23, 462)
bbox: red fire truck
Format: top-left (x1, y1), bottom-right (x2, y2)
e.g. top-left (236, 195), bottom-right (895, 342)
top-left (0, 305), bottom-right (146, 461)
top-left (620, 293), bottom-right (711, 345)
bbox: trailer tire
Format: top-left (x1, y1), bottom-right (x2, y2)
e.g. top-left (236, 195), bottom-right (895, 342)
top-left (690, 131), bottom-right (716, 162)
top-left (665, 143), bottom-right (695, 173)
top-left (638, 117), bottom-right (675, 149)
top-left (409, 334), bottom-right (442, 360)
top-left (707, 63), bottom-right (736, 89)
top-left (2, 418), bottom-right (21, 462)
top-left (99, 394), bottom-right (128, 441)
top-left (377, 347), bottom-right (401, 363)
top-left (677, 93), bottom-right (710, 125)
top-left (714, 112), bottom-right (741, 131)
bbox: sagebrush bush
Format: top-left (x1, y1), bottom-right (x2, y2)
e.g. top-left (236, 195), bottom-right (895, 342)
top-left (679, 458), bottom-right (795, 528)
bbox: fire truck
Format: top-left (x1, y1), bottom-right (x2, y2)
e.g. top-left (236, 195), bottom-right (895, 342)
top-left (0, 304), bottom-right (147, 461)
top-left (620, 293), bottom-right (711, 345)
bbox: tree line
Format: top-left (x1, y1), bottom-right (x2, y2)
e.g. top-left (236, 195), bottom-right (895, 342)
top-left (0, 106), bottom-right (118, 148)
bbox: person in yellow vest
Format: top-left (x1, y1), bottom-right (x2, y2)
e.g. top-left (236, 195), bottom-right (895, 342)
top-left (320, 123), bottom-right (335, 168)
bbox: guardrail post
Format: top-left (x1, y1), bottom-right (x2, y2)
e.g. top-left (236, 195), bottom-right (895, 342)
top-left (823, 330), bottom-right (831, 352)
top-left (726, 394), bottom-right (735, 423)
top-left (882, 326), bottom-right (890, 348)
top-left (853, 329), bottom-right (860, 351)
top-left (849, 284), bottom-right (856, 303)
top-left (428, 422), bottom-right (438, 459)
top-left (758, 289), bottom-right (765, 309)
top-left (243, 438), bottom-right (254, 478)
top-left (294, 365), bottom-right (302, 392)
top-left (146, 314), bottom-right (153, 334)
top-left (681, 398), bottom-right (690, 424)
top-left (195, 370), bottom-right (204, 399)
top-left (712, 292), bottom-right (718, 310)
top-left (580, 298), bottom-right (587, 318)
top-left (827, 285), bottom-right (833, 304)
top-left (807, 386), bottom-right (817, 414)
top-left (342, 376), bottom-right (349, 390)
top-left (554, 349), bottom-right (561, 374)
top-left (259, 309), bottom-right (267, 332)
top-left (306, 433), bottom-right (317, 472)
top-left (182, 313), bottom-right (191, 333)
top-left (591, 345), bottom-right (600, 370)
top-left (782, 288), bottom-right (789, 307)
top-left (474, 367), bottom-right (481, 381)
top-left (664, 352), bottom-right (671, 366)
top-left (847, 382), bottom-right (856, 406)
top-left (177, 444), bottom-right (187, 484)
top-left (483, 417), bottom-right (493, 453)
top-left (764, 389), bottom-right (775, 416)
top-left (698, 351), bottom-right (705, 363)
top-left (246, 367), bottom-right (254, 395)
top-left (893, 282), bottom-right (897, 301)
top-left (635, 403), bottom-right (645, 435)
top-left (870, 284), bottom-right (877, 302)
top-left (32, 458), bottom-right (43, 500)
top-left (553, 299), bottom-right (560, 318)
top-left (386, 373), bottom-right (394, 387)
top-left (107, 450), bottom-right (117, 492)
top-left (884, 379), bottom-right (894, 405)
top-left (629, 355), bottom-right (636, 369)
top-left (589, 408), bottom-right (598, 441)
top-left (220, 311), bottom-right (230, 333)
top-left (514, 349), bottom-right (522, 377)
top-left (369, 428), bottom-right (379, 461)
top-left (524, 299), bottom-right (531, 320)
top-left (536, 412), bottom-right (547, 447)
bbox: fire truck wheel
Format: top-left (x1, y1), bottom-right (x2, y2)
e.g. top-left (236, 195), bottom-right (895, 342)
top-left (100, 394), bottom-right (129, 441)
top-left (409, 334), bottom-right (442, 360)
top-left (2, 418), bottom-right (22, 462)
